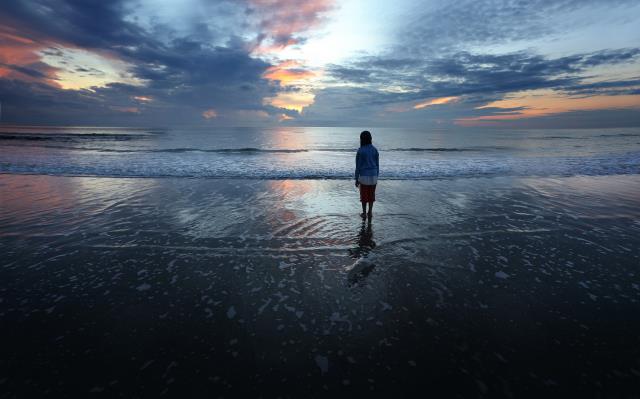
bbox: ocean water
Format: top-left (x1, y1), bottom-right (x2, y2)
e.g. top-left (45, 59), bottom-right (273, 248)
top-left (1, 125), bottom-right (639, 179)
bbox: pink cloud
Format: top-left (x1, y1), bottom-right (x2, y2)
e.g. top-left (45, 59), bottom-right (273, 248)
top-left (249, 0), bottom-right (335, 51)
top-left (0, 28), bottom-right (61, 86)
top-left (111, 106), bottom-right (140, 113)
top-left (202, 109), bottom-right (218, 119)
top-left (0, 20), bottom-right (133, 89)
top-left (263, 60), bottom-right (317, 86)
top-left (278, 113), bottom-right (294, 122)
top-left (413, 96), bottom-right (459, 109)
top-left (133, 95), bottom-right (153, 102)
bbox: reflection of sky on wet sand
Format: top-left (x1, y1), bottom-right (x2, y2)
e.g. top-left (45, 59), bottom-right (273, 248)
top-left (2, 174), bottom-right (640, 396)
top-left (1, 175), bottom-right (74, 223)
top-left (264, 180), bottom-right (312, 229)
top-left (0, 174), bottom-right (158, 236)
top-left (523, 176), bottom-right (640, 218)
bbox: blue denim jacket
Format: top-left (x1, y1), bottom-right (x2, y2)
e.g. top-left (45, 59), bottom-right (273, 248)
top-left (355, 144), bottom-right (379, 180)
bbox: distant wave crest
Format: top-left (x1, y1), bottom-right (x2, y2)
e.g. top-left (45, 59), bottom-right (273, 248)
top-left (0, 132), bottom-right (150, 142)
top-left (0, 143), bottom-right (504, 154)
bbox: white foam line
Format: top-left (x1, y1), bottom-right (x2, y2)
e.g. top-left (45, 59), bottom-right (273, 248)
top-left (86, 244), bottom-right (354, 253)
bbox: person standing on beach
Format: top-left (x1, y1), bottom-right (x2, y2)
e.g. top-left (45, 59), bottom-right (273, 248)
top-left (355, 130), bottom-right (379, 218)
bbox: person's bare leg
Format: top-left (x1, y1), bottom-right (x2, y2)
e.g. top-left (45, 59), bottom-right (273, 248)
top-left (367, 201), bottom-right (373, 218)
top-left (361, 202), bottom-right (367, 218)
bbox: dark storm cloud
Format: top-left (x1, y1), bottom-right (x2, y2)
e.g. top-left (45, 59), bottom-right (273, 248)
top-left (125, 40), bottom-right (268, 88)
top-left (0, 62), bottom-right (52, 80)
top-left (298, 46), bottom-right (640, 127)
top-left (562, 79), bottom-right (640, 96)
top-left (327, 48), bottom-right (640, 104)
top-left (0, 0), bottom-right (145, 49)
top-left (0, 79), bottom-right (101, 125)
top-left (0, 0), bottom-right (282, 125)
top-left (296, 87), bottom-right (382, 126)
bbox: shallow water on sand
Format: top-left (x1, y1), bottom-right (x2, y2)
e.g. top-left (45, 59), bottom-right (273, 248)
top-left (1, 174), bottom-right (640, 397)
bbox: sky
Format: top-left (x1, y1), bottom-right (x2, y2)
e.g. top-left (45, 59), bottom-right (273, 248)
top-left (0, 0), bottom-right (639, 128)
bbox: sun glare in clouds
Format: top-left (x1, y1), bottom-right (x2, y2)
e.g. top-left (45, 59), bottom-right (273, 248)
top-left (0, 27), bottom-right (143, 91)
top-left (253, 0), bottom-right (407, 118)
top-left (41, 47), bottom-right (144, 90)
top-left (264, 92), bottom-right (316, 113)
top-left (250, 0), bottom-right (336, 116)
top-left (261, 60), bottom-right (322, 114)
top-left (263, 60), bottom-right (319, 86)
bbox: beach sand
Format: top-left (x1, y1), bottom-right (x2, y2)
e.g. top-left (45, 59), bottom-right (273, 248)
top-left (1, 174), bottom-right (639, 397)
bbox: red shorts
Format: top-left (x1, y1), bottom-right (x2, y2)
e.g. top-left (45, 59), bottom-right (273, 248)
top-left (359, 184), bottom-right (376, 203)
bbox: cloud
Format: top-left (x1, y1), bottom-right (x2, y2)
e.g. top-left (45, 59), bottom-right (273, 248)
top-left (202, 109), bottom-right (218, 119)
top-left (299, 47), bottom-right (640, 127)
top-left (0, 0), bottom-right (293, 125)
top-left (329, 49), bottom-right (640, 100)
top-left (263, 60), bottom-right (317, 86)
top-left (133, 95), bottom-right (153, 102)
top-left (0, 29), bottom-right (60, 86)
top-left (561, 79), bottom-right (640, 96)
top-left (397, 0), bottom-right (639, 55)
top-left (111, 106), bottom-right (140, 113)
top-left (0, 0), bottom-right (639, 127)
top-left (296, 0), bottom-right (640, 127)
top-left (264, 90), bottom-right (315, 113)
top-left (459, 108), bottom-right (640, 129)
top-left (0, 1), bottom-right (145, 50)
top-left (414, 97), bottom-right (459, 110)
top-left (248, 0), bottom-right (335, 51)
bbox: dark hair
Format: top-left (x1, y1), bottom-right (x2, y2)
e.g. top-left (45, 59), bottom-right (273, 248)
top-left (360, 130), bottom-right (372, 147)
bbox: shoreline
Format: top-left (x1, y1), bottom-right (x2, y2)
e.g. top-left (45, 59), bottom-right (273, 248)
top-left (3, 170), bottom-right (640, 181)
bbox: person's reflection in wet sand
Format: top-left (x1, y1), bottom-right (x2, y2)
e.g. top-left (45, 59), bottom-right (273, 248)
top-left (347, 219), bottom-right (376, 285)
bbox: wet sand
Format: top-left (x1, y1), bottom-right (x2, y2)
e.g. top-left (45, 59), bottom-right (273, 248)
top-left (1, 174), bottom-right (640, 397)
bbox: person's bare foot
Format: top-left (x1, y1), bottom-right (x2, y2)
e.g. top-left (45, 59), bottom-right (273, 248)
top-left (360, 212), bottom-right (366, 219)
